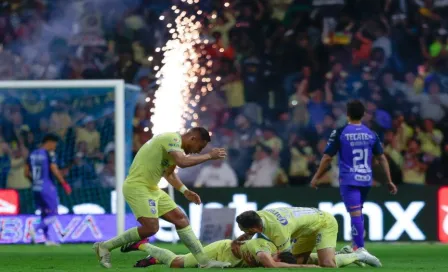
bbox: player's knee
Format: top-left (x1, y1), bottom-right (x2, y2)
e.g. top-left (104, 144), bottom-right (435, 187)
top-left (172, 214), bottom-right (190, 229)
top-left (170, 257), bottom-right (184, 268)
top-left (349, 209), bottom-right (362, 217)
top-left (138, 218), bottom-right (159, 237)
top-left (319, 259), bottom-right (337, 268)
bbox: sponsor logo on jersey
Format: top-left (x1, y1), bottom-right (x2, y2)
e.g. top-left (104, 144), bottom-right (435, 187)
top-left (265, 209), bottom-right (288, 225)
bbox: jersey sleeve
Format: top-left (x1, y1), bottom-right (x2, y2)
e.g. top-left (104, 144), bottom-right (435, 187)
top-left (248, 241), bottom-right (273, 262)
top-left (161, 133), bottom-right (184, 153)
top-left (372, 133), bottom-right (384, 155)
top-left (324, 129), bottom-right (341, 157)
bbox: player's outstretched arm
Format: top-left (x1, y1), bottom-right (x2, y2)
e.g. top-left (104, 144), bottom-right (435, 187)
top-left (164, 166), bottom-right (201, 204)
top-left (310, 154), bottom-right (333, 188)
top-left (257, 252), bottom-right (319, 268)
top-left (50, 163), bottom-right (72, 194)
top-left (375, 154), bottom-right (398, 195)
top-left (169, 148), bottom-right (226, 168)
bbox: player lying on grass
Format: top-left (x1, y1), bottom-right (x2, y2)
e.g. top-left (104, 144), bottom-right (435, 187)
top-left (121, 238), bottom-right (319, 268)
top-left (235, 207), bottom-right (382, 268)
top-left (93, 128), bottom-right (230, 269)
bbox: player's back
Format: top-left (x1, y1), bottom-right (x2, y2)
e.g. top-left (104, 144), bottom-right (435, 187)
top-left (326, 124), bottom-right (382, 187)
top-left (256, 207), bottom-right (326, 250)
top-left (28, 148), bottom-right (55, 193)
top-left (126, 132), bottom-right (183, 190)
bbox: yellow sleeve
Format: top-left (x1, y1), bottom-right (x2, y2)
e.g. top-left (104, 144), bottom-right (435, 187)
top-left (160, 133), bottom-right (184, 153)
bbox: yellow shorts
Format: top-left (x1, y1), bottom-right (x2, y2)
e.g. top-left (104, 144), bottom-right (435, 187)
top-left (123, 183), bottom-right (177, 219)
top-left (183, 240), bottom-right (243, 268)
top-left (291, 212), bottom-right (338, 255)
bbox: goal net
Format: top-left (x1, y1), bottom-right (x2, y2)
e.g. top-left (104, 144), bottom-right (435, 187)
top-left (0, 80), bottom-right (139, 244)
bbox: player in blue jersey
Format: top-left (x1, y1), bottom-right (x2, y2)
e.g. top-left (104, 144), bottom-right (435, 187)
top-left (25, 134), bottom-right (72, 246)
top-left (311, 100), bottom-right (397, 256)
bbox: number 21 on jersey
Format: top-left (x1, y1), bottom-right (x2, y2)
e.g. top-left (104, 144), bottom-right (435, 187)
top-left (352, 148), bottom-right (371, 174)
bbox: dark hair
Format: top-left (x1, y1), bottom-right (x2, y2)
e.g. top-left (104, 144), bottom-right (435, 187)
top-left (346, 100), bottom-right (365, 121)
top-left (278, 252), bottom-right (297, 264)
top-left (189, 127), bottom-right (211, 142)
top-left (42, 133), bottom-right (59, 144)
top-left (236, 211), bottom-right (262, 229)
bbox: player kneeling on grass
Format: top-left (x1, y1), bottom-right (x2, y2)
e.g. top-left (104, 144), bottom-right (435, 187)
top-left (235, 207), bottom-right (382, 268)
top-left (122, 238), bottom-right (318, 268)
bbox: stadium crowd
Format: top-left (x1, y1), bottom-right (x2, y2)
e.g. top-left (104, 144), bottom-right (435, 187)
top-left (1, 0), bottom-right (448, 190)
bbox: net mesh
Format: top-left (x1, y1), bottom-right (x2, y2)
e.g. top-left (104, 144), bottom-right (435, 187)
top-left (0, 84), bottom-right (138, 215)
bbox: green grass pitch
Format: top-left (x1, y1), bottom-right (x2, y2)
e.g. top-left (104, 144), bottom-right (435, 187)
top-left (0, 243), bottom-right (447, 271)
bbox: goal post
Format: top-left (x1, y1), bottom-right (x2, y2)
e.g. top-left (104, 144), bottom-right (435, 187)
top-left (0, 80), bottom-right (139, 235)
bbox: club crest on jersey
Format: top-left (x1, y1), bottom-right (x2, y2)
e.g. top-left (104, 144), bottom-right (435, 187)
top-left (173, 138), bottom-right (178, 142)
top-left (149, 199), bottom-right (156, 206)
top-left (316, 233), bottom-right (322, 244)
top-left (151, 207), bottom-right (157, 215)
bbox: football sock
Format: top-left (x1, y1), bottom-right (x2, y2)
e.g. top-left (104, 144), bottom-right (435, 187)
top-left (177, 225), bottom-right (209, 265)
top-left (103, 227), bottom-right (140, 251)
top-left (36, 215), bottom-right (56, 240)
top-left (351, 215), bottom-right (365, 248)
top-left (335, 253), bottom-right (359, 267)
top-left (140, 243), bottom-right (177, 266)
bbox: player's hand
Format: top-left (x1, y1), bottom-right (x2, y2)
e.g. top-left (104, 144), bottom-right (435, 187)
top-left (310, 178), bottom-right (318, 189)
top-left (184, 190), bottom-right (201, 205)
top-left (388, 182), bottom-right (398, 195)
top-left (62, 182), bottom-right (72, 195)
top-left (208, 148), bottom-right (227, 160)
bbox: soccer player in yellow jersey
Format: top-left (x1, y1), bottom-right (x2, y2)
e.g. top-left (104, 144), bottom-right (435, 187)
top-left (235, 207), bottom-right (382, 268)
top-left (122, 238), bottom-right (318, 268)
top-left (93, 127), bottom-right (229, 269)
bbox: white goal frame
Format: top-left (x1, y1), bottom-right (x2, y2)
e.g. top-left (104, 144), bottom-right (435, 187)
top-left (0, 80), bottom-right (138, 235)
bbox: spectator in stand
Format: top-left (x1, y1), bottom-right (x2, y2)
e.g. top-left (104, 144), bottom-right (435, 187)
top-left (49, 100), bottom-right (72, 139)
top-left (76, 116), bottom-right (101, 160)
top-left (98, 151), bottom-right (116, 189)
top-left (67, 151), bottom-right (97, 189)
top-left (288, 135), bottom-right (314, 186)
top-left (229, 114), bottom-right (261, 180)
top-left (194, 159), bottom-right (238, 188)
top-left (372, 19), bottom-right (392, 59)
top-left (417, 119), bottom-right (444, 160)
top-left (6, 142), bottom-right (29, 189)
top-left (402, 138), bottom-right (428, 185)
top-left (408, 80), bottom-right (448, 122)
top-left (244, 145), bottom-right (284, 187)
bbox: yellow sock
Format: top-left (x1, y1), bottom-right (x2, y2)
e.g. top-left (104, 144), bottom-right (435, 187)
top-left (177, 226), bottom-right (208, 265)
top-left (139, 243), bottom-right (177, 266)
top-left (102, 227), bottom-right (140, 251)
top-left (335, 253), bottom-right (359, 267)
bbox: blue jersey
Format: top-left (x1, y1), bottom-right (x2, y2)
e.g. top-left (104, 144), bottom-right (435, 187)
top-left (27, 149), bottom-right (57, 192)
top-left (324, 124), bottom-right (383, 187)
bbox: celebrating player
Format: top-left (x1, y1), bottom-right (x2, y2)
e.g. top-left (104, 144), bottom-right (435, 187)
top-left (310, 100), bottom-right (398, 255)
top-left (25, 133), bottom-right (72, 246)
top-left (93, 128), bottom-right (230, 269)
top-left (235, 207), bottom-right (382, 268)
top-left (122, 238), bottom-right (318, 268)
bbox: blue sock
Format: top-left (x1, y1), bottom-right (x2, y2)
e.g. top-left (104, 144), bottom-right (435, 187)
top-left (351, 215), bottom-right (365, 248)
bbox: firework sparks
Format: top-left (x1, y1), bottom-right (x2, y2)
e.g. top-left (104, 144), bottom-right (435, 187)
top-left (151, 4), bottom-right (203, 136)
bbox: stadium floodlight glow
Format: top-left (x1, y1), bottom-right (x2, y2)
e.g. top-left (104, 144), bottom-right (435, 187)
top-left (0, 80), bottom-right (139, 235)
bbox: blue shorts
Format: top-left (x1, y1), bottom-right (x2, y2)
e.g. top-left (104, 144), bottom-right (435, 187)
top-left (339, 185), bottom-right (370, 213)
top-left (34, 192), bottom-right (59, 216)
